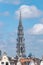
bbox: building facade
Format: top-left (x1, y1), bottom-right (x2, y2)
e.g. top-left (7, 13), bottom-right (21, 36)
top-left (0, 52), bottom-right (17, 65)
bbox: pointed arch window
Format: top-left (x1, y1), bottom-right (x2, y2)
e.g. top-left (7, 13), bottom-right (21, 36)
top-left (6, 62), bottom-right (8, 65)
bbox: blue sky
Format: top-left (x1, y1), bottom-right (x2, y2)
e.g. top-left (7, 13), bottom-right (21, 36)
top-left (0, 0), bottom-right (43, 58)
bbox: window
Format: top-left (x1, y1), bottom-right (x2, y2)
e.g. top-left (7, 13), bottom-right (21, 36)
top-left (1, 62), bottom-right (4, 65)
top-left (21, 47), bottom-right (23, 53)
top-left (6, 62), bottom-right (8, 65)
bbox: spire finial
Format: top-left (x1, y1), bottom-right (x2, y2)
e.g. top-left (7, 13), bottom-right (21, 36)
top-left (19, 10), bottom-right (22, 26)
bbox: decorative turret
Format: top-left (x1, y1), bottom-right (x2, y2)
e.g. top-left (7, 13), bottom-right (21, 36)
top-left (16, 11), bottom-right (26, 58)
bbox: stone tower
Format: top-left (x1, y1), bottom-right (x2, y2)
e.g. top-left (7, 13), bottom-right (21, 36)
top-left (16, 11), bottom-right (26, 58)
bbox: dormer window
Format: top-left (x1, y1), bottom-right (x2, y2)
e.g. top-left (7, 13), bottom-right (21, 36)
top-left (1, 62), bottom-right (4, 64)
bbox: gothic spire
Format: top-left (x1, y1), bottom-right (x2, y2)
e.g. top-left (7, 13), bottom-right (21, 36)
top-left (19, 11), bottom-right (22, 26)
top-left (18, 11), bottom-right (23, 31)
top-left (16, 11), bottom-right (26, 58)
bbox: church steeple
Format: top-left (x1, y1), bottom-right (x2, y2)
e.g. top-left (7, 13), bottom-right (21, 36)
top-left (16, 11), bottom-right (26, 58)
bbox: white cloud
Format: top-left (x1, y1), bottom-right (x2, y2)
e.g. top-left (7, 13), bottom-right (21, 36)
top-left (13, 0), bottom-right (20, 5)
top-left (0, 0), bottom-right (20, 5)
top-left (7, 32), bottom-right (16, 43)
top-left (0, 11), bottom-right (10, 16)
top-left (40, 18), bottom-right (43, 23)
top-left (3, 11), bottom-right (9, 16)
top-left (0, 0), bottom-right (3, 2)
top-left (0, 22), bottom-right (4, 27)
top-left (15, 5), bottom-right (42, 18)
top-left (9, 37), bottom-right (16, 43)
top-left (28, 24), bottom-right (43, 34)
top-left (37, 39), bottom-right (43, 43)
top-left (0, 40), bottom-right (7, 50)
